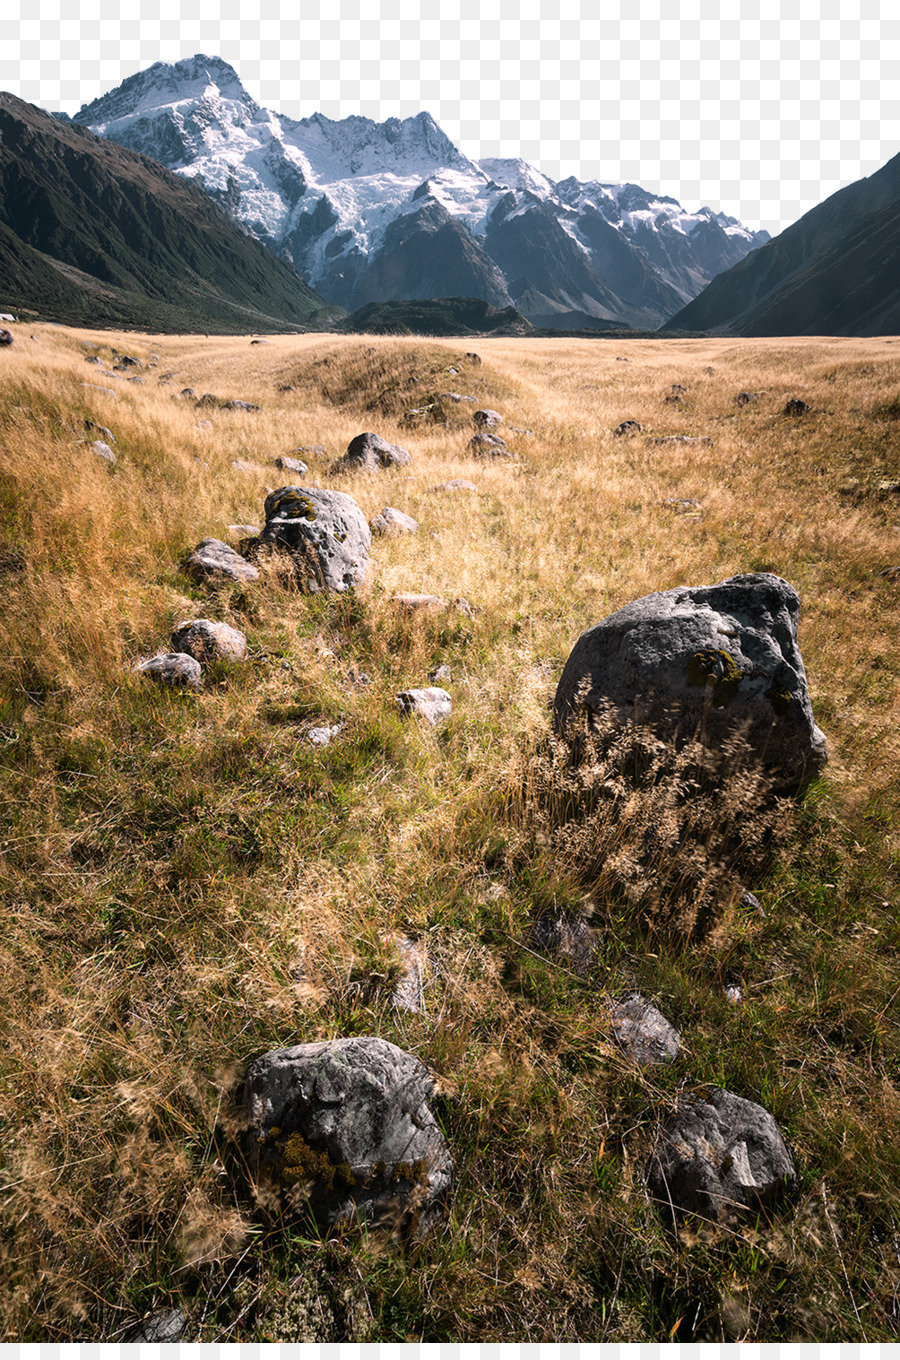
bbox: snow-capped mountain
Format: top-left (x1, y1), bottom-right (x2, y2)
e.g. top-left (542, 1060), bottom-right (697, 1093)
top-left (70, 55), bottom-right (769, 330)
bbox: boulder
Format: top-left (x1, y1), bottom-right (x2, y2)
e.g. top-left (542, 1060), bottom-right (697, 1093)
top-left (253, 486), bottom-right (370, 594)
top-left (396, 687), bottom-right (452, 724)
top-left (135, 652), bottom-right (203, 689)
top-left (553, 572), bottom-right (828, 791)
top-left (610, 993), bottom-right (681, 1065)
top-left (468, 432), bottom-right (513, 457)
top-left (242, 1035), bottom-right (453, 1234)
top-left (275, 455), bottom-right (308, 475)
top-left (184, 538), bottom-right (260, 585)
top-left (473, 408), bottom-right (503, 430)
top-left (647, 1087), bottom-right (796, 1223)
top-left (171, 619), bottom-right (247, 663)
top-left (339, 432), bottom-right (412, 472)
top-left (370, 507), bottom-right (419, 536)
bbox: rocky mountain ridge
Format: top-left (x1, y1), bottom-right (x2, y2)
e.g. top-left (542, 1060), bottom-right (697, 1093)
top-left (68, 55), bottom-right (769, 330)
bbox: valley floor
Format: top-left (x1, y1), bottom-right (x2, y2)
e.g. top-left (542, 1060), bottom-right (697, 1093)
top-left (1, 326), bottom-right (900, 1340)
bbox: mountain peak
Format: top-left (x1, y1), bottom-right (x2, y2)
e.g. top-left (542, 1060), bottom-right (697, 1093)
top-left (73, 54), bottom-right (254, 129)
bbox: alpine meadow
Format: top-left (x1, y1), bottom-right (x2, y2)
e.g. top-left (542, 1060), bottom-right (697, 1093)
top-left (2, 324), bottom-right (900, 1342)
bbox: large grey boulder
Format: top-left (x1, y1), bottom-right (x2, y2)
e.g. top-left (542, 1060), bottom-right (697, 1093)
top-left (553, 572), bottom-right (827, 791)
top-left (242, 1036), bottom-right (453, 1235)
top-left (253, 486), bottom-right (370, 594)
top-left (647, 1088), bottom-right (796, 1224)
top-left (611, 993), bottom-right (681, 1065)
top-left (338, 432), bottom-right (412, 472)
top-left (135, 652), bottom-right (202, 689)
top-left (171, 619), bottom-right (247, 663)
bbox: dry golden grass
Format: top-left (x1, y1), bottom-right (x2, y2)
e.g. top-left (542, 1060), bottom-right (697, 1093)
top-left (2, 323), bottom-right (900, 1340)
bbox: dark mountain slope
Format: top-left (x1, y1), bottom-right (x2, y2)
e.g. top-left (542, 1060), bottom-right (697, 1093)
top-left (0, 92), bottom-right (337, 331)
top-left (665, 150), bottom-right (900, 336)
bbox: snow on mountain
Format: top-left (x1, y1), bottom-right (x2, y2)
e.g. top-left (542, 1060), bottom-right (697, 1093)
top-left (72, 55), bottom-right (769, 328)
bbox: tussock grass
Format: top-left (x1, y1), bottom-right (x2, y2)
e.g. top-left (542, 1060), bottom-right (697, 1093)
top-left (1, 324), bottom-right (900, 1340)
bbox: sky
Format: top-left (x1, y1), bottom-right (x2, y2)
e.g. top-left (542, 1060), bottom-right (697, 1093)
top-left (2, 0), bottom-right (899, 238)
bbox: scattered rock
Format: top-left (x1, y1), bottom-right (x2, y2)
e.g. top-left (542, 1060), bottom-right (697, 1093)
top-left (392, 593), bottom-right (447, 613)
top-left (252, 486), bottom-right (371, 594)
top-left (441, 392), bottom-right (476, 403)
top-left (783, 398), bottom-right (811, 416)
top-left (231, 459), bottom-right (265, 474)
top-left (125, 1308), bottom-right (187, 1343)
top-left (396, 687), bottom-right (452, 724)
top-left (250, 338), bottom-right (270, 345)
top-left (614, 420), bottom-right (642, 437)
top-left (295, 445), bottom-right (326, 456)
top-left (278, 383), bottom-right (297, 392)
top-left (647, 1088), bottom-right (796, 1224)
top-left (196, 393), bottom-right (219, 408)
top-left (184, 538), bottom-right (260, 585)
top-left (223, 400), bottom-right (261, 412)
top-left (135, 652), bottom-right (203, 689)
top-left (735, 391), bottom-right (757, 406)
top-left (81, 384), bottom-right (117, 397)
top-left (610, 993), bottom-right (681, 1065)
top-left (87, 440), bottom-right (116, 463)
top-left (241, 1035), bottom-right (453, 1234)
top-left (428, 479), bottom-right (477, 493)
top-left (878, 480), bottom-right (900, 494)
top-left (84, 355), bottom-right (102, 365)
top-left (338, 432), bottom-right (412, 472)
top-left (662, 497), bottom-right (702, 513)
top-left (392, 937), bottom-right (427, 1013)
top-left (0, 328), bottom-right (13, 347)
top-left (724, 982), bottom-right (744, 1005)
top-left (429, 663), bottom-right (452, 682)
top-left (275, 455), bottom-right (308, 475)
top-left (616, 355), bottom-right (629, 362)
top-left (664, 392), bottom-right (684, 404)
top-left (308, 723), bottom-right (343, 747)
top-left (507, 425), bottom-right (534, 435)
top-left (116, 354), bottom-right (141, 368)
top-left (553, 572), bottom-right (829, 792)
top-left (171, 618), bottom-right (247, 663)
top-left (652, 435), bottom-right (714, 446)
top-left (468, 432), bottom-right (513, 457)
top-left (465, 351), bottom-right (482, 364)
top-left (178, 387), bottom-right (197, 400)
top-left (741, 890), bottom-right (765, 918)
top-left (129, 376), bottom-right (144, 384)
top-left (371, 507), bottom-right (419, 536)
top-left (529, 910), bottom-right (596, 972)
top-left (228, 523), bottom-right (260, 537)
top-left (473, 408), bottom-right (503, 430)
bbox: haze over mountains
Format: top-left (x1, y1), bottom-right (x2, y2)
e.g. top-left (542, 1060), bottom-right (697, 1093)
top-left (67, 54), bottom-right (769, 332)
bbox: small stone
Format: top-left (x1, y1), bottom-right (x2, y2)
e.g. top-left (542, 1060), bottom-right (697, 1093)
top-left (529, 911), bottom-right (596, 972)
top-left (452, 597), bottom-right (474, 617)
top-left (230, 459), bottom-right (264, 474)
top-left (129, 376), bottom-right (144, 384)
top-left (441, 392), bottom-right (476, 403)
top-left (135, 652), bottom-right (203, 689)
top-left (81, 384), bottom-right (117, 397)
top-left (308, 723), bottom-right (343, 746)
top-left (223, 400), bottom-right (261, 412)
top-left (614, 420), bottom-right (642, 437)
top-left (468, 432), bottom-right (513, 457)
top-left (392, 593), bottom-right (447, 612)
top-left (179, 387), bottom-right (197, 400)
top-left (740, 890), bottom-right (765, 918)
top-left (229, 524), bottom-right (260, 538)
top-left (610, 993), bottom-right (681, 1064)
top-left (735, 391), bottom-right (757, 406)
top-left (84, 355), bottom-right (102, 365)
top-left (783, 398), bottom-right (811, 416)
top-left (428, 479), bottom-right (477, 493)
top-left (615, 355), bottom-right (629, 362)
top-left (662, 497), bottom-right (702, 513)
top-left (295, 445), bottom-right (326, 456)
top-left (125, 1308), bottom-right (187, 1343)
top-left (87, 440), bottom-right (116, 463)
top-left (195, 393), bottom-right (220, 408)
top-left (171, 618), bottom-right (247, 663)
top-left (184, 538), bottom-right (259, 584)
top-left (396, 687), bottom-right (452, 724)
top-left (429, 664), bottom-right (452, 682)
top-left (648, 1089), bottom-right (796, 1223)
top-left (653, 435), bottom-right (714, 446)
top-left (196, 420), bottom-right (212, 428)
top-left (275, 456), bottom-right (308, 475)
top-left (473, 408), bottom-right (503, 430)
top-left (278, 384), bottom-right (297, 392)
top-left (724, 982), bottom-right (744, 1005)
top-left (465, 351), bottom-right (482, 364)
top-left (371, 507), bottom-right (419, 536)
top-left (392, 937), bottom-right (427, 1013)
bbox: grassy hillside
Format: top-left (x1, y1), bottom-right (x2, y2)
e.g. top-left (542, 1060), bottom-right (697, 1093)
top-left (2, 325), bottom-right (900, 1341)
